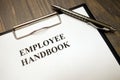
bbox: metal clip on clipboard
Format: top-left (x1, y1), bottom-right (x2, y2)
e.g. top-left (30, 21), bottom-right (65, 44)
top-left (13, 12), bottom-right (61, 40)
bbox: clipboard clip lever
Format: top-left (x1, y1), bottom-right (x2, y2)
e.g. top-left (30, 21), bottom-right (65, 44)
top-left (13, 12), bottom-right (61, 40)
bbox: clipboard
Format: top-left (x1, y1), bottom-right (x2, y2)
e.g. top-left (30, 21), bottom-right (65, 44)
top-left (0, 4), bottom-right (120, 80)
top-left (0, 4), bottom-right (119, 64)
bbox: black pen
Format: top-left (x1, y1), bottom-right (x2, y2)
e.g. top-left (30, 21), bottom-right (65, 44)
top-left (52, 5), bottom-right (116, 32)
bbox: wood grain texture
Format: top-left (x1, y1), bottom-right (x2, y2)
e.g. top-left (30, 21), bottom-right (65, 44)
top-left (0, 0), bottom-right (120, 56)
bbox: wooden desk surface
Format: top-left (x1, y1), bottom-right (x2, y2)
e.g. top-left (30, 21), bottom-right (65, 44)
top-left (0, 0), bottom-right (120, 57)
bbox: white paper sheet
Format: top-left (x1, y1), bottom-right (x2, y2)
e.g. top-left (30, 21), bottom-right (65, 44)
top-left (0, 7), bottom-right (120, 80)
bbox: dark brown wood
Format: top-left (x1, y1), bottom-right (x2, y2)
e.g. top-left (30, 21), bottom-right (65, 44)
top-left (0, 0), bottom-right (120, 56)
